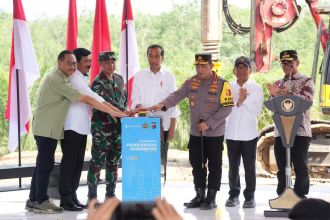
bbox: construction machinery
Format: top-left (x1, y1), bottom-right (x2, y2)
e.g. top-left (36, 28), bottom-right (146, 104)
top-left (255, 2), bottom-right (330, 180)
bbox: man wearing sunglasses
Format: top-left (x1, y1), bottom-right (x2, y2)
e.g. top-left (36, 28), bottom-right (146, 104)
top-left (267, 50), bottom-right (315, 199)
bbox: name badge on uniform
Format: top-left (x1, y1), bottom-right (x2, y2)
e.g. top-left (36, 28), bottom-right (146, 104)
top-left (219, 81), bottom-right (234, 107)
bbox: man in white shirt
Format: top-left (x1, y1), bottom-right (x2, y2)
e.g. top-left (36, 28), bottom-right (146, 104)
top-left (224, 56), bottom-right (263, 208)
top-left (59, 48), bottom-right (121, 211)
top-left (132, 44), bottom-right (179, 169)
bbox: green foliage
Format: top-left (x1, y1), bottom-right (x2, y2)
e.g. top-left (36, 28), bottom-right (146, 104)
top-left (0, 2), bottom-right (328, 155)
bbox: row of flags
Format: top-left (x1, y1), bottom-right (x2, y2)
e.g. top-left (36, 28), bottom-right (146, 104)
top-left (5, 0), bottom-right (139, 152)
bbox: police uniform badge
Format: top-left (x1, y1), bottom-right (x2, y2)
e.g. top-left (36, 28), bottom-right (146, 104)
top-left (219, 81), bottom-right (234, 107)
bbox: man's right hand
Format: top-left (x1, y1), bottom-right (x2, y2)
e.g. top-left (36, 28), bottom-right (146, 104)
top-left (145, 103), bottom-right (165, 112)
top-left (108, 110), bottom-right (128, 118)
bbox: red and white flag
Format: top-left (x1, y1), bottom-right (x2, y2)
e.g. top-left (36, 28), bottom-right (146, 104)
top-left (66, 0), bottom-right (78, 50)
top-left (90, 0), bottom-right (111, 83)
top-left (4, 0), bottom-right (40, 152)
top-left (119, 0), bottom-right (140, 108)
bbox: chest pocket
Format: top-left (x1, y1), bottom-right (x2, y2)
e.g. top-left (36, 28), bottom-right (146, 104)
top-left (207, 94), bottom-right (219, 111)
top-left (188, 90), bottom-right (198, 107)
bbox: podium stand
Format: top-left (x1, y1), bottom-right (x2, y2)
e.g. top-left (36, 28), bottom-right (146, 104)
top-left (121, 117), bottom-right (161, 201)
top-left (264, 95), bottom-right (312, 217)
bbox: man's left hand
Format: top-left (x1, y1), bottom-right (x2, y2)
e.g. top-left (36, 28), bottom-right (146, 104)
top-left (196, 122), bottom-right (209, 134)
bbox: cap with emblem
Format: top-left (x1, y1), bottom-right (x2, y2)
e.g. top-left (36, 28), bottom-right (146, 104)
top-left (99, 51), bottom-right (116, 61)
top-left (280, 50), bottom-right (298, 61)
top-left (234, 56), bottom-right (251, 68)
top-left (194, 53), bottom-right (212, 65)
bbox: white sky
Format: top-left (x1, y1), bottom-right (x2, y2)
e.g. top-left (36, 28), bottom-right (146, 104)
top-left (0, 0), bottom-right (251, 20)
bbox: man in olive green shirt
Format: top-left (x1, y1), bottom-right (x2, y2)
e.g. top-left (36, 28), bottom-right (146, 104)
top-left (26, 50), bottom-right (126, 214)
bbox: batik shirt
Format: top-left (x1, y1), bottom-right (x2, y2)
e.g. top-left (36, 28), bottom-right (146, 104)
top-left (273, 72), bottom-right (315, 137)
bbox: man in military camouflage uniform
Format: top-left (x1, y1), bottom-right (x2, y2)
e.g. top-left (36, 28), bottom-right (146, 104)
top-left (267, 50), bottom-right (315, 199)
top-left (150, 53), bottom-right (234, 210)
top-left (87, 51), bottom-right (127, 202)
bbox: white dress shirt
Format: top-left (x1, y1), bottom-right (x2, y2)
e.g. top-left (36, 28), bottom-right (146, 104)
top-left (225, 79), bottom-right (264, 141)
top-left (132, 67), bottom-right (180, 131)
top-left (64, 70), bottom-right (105, 135)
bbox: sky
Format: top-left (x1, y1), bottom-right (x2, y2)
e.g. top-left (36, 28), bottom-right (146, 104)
top-left (0, 0), bottom-right (251, 20)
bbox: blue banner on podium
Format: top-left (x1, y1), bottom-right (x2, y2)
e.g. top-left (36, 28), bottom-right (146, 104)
top-left (121, 117), bottom-right (161, 201)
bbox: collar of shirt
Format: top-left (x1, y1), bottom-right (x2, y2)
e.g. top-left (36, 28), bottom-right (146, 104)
top-left (283, 72), bottom-right (302, 81)
top-left (81, 71), bottom-right (89, 77)
top-left (204, 72), bottom-right (217, 86)
top-left (148, 67), bottom-right (164, 77)
top-left (233, 78), bottom-right (253, 87)
top-left (57, 68), bottom-right (70, 82)
top-left (72, 70), bottom-right (89, 82)
top-left (99, 71), bottom-right (117, 82)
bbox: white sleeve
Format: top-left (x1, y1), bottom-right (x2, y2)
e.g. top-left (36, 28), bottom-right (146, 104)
top-left (131, 73), bottom-right (142, 108)
top-left (70, 74), bottom-right (105, 102)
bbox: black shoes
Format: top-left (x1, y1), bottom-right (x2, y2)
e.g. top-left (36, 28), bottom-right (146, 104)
top-left (225, 197), bottom-right (255, 208)
top-left (72, 198), bottom-right (87, 209)
top-left (225, 197), bottom-right (240, 207)
top-left (60, 200), bottom-right (83, 211)
top-left (242, 198), bottom-right (255, 208)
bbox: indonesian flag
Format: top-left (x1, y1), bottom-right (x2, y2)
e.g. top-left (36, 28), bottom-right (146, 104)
top-left (90, 0), bottom-right (111, 83)
top-left (119, 0), bottom-right (140, 108)
top-left (66, 0), bottom-right (78, 50)
top-left (4, 0), bottom-right (40, 152)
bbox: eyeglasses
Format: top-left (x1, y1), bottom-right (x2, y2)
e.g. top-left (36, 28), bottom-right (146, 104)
top-left (65, 62), bottom-right (77, 67)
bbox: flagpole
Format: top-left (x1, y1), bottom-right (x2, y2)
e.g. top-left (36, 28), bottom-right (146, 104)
top-left (125, 0), bottom-right (129, 102)
top-left (16, 69), bottom-right (22, 188)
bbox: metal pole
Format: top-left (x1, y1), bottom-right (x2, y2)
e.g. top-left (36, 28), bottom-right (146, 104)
top-left (285, 147), bottom-right (291, 187)
top-left (200, 118), bottom-right (204, 169)
top-left (16, 69), bottom-right (22, 188)
top-left (125, 0), bottom-right (129, 101)
top-left (311, 20), bottom-right (323, 83)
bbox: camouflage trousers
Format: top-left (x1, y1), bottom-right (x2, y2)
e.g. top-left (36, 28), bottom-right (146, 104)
top-left (87, 123), bottom-right (121, 186)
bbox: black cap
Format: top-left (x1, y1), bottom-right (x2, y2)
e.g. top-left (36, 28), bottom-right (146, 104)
top-left (194, 53), bottom-right (212, 65)
top-left (280, 50), bottom-right (298, 61)
top-left (99, 51), bottom-right (116, 61)
top-left (234, 56), bottom-right (251, 68)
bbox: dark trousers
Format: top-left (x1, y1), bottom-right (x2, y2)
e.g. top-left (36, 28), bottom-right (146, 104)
top-left (161, 130), bottom-right (169, 166)
top-left (226, 138), bottom-right (258, 200)
top-left (29, 136), bottom-right (58, 203)
top-left (188, 135), bottom-right (224, 190)
top-left (274, 136), bottom-right (311, 198)
top-left (59, 130), bottom-right (87, 202)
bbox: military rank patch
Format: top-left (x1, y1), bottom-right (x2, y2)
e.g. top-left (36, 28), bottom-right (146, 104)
top-left (219, 81), bottom-right (234, 107)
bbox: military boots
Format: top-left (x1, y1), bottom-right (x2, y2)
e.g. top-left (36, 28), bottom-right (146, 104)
top-left (200, 189), bottom-right (217, 210)
top-left (183, 188), bottom-right (205, 208)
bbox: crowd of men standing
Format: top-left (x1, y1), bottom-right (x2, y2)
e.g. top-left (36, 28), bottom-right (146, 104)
top-left (24, 46), bottom-right (314, 216)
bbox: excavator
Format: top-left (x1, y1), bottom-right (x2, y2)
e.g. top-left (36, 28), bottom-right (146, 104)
top-left (200, 0), bottom-right (330, 179)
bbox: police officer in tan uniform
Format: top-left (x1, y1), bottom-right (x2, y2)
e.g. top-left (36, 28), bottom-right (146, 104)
top-left (150, 53), bottom-right (234, 210)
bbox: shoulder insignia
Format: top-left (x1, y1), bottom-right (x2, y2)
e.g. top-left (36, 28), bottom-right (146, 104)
top-left (219, 81), bottom-right (234, 107)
